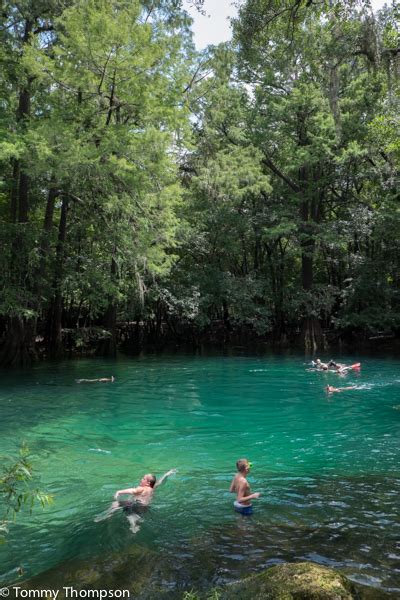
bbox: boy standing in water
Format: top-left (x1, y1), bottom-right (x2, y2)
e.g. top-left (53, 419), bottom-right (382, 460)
top-left (229, 458), bottom-right (261, 515)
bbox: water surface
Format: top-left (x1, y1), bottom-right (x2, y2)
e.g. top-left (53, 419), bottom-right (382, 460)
top-left (1, 354), bottom-right (399, 594)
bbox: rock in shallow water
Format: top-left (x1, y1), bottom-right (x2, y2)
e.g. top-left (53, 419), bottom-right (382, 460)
top-left (217, 561), bottom-right (357, 599)
top-left (16, 558), bottom-right (393, 599)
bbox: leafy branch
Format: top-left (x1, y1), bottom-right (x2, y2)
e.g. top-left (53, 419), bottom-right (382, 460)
top-left (0, 444), bottom-right (53, 543)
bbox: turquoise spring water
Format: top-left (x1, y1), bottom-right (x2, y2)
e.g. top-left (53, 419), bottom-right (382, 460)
top-left (1, 354), bottom-right (399, 594)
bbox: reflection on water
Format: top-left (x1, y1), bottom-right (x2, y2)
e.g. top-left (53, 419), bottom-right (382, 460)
top-left (1, 354), bottom-right (399, 594)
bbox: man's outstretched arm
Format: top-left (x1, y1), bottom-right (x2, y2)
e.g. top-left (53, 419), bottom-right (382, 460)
top-left (114, 487), bottom-right (138, 499)
top-left (154, 469), bottom-right (177, 489)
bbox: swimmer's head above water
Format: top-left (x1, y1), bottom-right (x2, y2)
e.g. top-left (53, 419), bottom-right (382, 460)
top-left (139, 473), bottom-right (156, 488)
top-left (236, 458), bottom-right (252, 473)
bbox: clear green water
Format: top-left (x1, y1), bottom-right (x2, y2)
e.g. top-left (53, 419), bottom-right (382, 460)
top-left (1, 354), bottom-right (400, 594)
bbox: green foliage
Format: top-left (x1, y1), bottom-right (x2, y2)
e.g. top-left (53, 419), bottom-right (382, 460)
top-left (161, 0), bottom-right (399, 341)
top-left (182, 590), bottom-right (220, 600)
top-left (0, 0), bottom-right (195, 359)
top-left (0, 0), bottom-right (398, 355)
top-left (0, 444), bottom-right (53, 543)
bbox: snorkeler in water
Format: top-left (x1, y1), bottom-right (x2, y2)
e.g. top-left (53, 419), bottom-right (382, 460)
top-left (95, 469), bottom-right (177, 533)
top-left (326, 385), bottom-right (356, 394)
top-left (313, 359), bottom-right (329, 371)
top-left (76, 376), bottom-right (115, 383)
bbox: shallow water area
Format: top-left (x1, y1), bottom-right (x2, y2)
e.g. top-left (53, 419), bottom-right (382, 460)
top-left (1, 354), bottom-right (399, 595)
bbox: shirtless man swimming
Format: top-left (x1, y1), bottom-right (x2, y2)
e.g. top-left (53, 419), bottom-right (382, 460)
top-left (229, 458), bottom-right (260, 515)
top-left (96, 469), bottom-right (176, 532)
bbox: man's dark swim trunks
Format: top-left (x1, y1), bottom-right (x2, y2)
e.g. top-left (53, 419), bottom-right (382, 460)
top-left (118, 499), bottom-right (148, 515)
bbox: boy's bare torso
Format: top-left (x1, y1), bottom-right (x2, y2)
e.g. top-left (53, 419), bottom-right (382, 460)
top-left (230, 473), bottom-right (251, 505)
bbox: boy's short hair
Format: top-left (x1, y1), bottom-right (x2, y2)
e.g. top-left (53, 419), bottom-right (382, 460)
top-left (236, 458), bottom-right (249, 472)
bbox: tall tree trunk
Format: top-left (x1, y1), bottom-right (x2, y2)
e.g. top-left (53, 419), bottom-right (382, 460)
top-left (10, 159), bottom-right (19, 223)
top-left (0, 19), bottom-right (36, 367)
top-left (18, 172), bottom-right (30, 223)
top-left (328, 63), bottom-right (341, 140)
top-left (97, 257), bottom-right (118, 357)
top-left (0, 316), bottom-right (37, 367)
top-left (300, 316), bottom-right (324, 353)
top-left (299, 200), bottom-right (324, 351)
top-left (275, 240), bottom-right (287, 341)
top-left (98, 302), bottom-right (118, 357)
top-left (300, 180), bottom-right (325, 352)
top-left (38, 186), bottom-right (58, 281)
top-left (300, 237), bottom-right (314, 292)
top-left (34, 185), bottom-right (58, 344)
top-left (47, 196), bottom-right (69, 358)
top-left (0, 168), bottom-right (35, 368)
top-left (16, 19), bottom-right (33, 224)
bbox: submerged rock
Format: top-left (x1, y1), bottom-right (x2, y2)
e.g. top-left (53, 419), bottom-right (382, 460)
top-left (215, 561), bottom-right (357, 599)
top-left (207, 561), bottom-right (392, 600)
top-left (16, 558), bottom-right (393, 599)
top-left (16, 544), bottom-right (158, 598)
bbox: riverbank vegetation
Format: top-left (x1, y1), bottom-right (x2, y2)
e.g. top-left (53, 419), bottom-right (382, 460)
top-left (0, 444), bottom-right (52, 542)
top-left (1, 0), bottom-right (399, 366)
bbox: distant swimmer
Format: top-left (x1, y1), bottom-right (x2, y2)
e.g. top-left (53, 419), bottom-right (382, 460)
top-left (311, 360), bottom-right (360, 374)
top-left (326, 385), bottom-right (356, 393)
top-left (335, 363), bottom-right (361, 374)
top-left (95, 469), bottom-right (177, 533)
top-left (229, 458), bottom-right (260, 515)
top-left (327, 360), bottom-right (346, 370)
top-left (76, 376), bottom-right (115, 383)
top-left (314, 359), bottom-right (328, 371)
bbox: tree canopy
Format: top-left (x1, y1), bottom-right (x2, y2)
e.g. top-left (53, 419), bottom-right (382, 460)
top-left (0, 0), bottom-right (399, 364)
